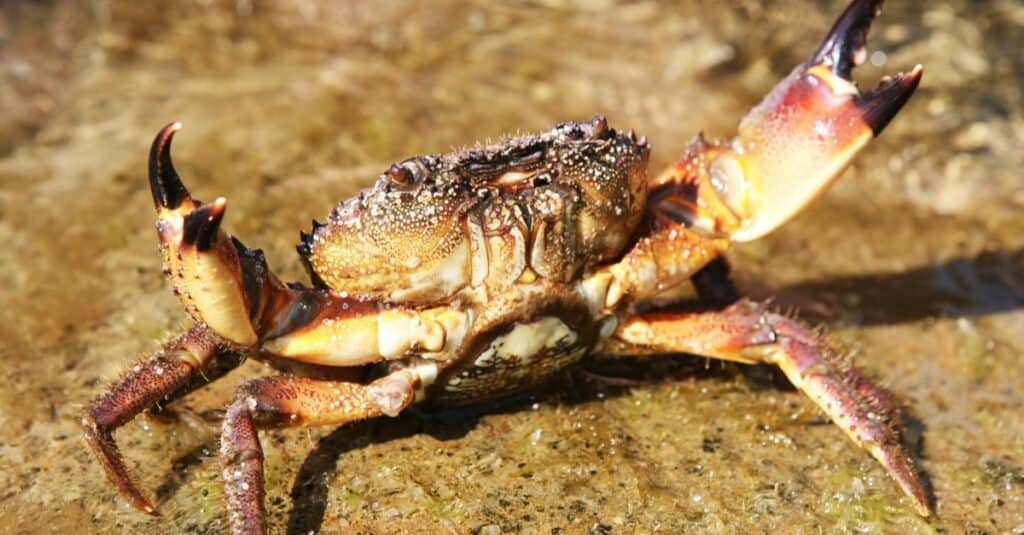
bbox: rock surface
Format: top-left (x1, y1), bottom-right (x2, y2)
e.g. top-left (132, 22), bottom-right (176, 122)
top-left (0, 1), bottom-right (1021, 533)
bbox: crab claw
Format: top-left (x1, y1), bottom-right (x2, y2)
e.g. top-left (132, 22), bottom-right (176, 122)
top-left (149, 124), bottom-right (262, 346)
top-left (710, 0), bottom-right (922, 242)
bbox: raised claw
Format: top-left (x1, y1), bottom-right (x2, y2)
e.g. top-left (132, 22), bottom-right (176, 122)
top-left (811, 0), bottom-right (923, 134)
top-left (700, 0), bottom-right (922, 242)
top-left (146, 124), bottom-right (261, 346)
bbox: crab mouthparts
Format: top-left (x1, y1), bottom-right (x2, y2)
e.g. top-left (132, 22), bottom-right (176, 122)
top-left (721, 0), bottom-right (922, 243)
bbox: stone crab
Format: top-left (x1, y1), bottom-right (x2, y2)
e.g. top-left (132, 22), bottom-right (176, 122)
top-left (83, 1), bottom-right (928, 532)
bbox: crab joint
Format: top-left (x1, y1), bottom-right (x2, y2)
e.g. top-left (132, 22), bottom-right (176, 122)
top-left (368, 371), bottom-right (417, 417)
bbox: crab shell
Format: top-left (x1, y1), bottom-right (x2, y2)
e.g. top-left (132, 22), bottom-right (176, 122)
top-left (299, 119), bottom-right (649, 304)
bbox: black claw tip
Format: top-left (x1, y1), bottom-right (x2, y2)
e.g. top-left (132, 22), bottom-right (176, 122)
top-left (149, 122), bottom-right (191, 210)
top-left (182, 197), bottom-right (226, 251)
top-left (811, 0), bottom-right (883, 79)
top-left (858, 65), bottom-right (923, 135)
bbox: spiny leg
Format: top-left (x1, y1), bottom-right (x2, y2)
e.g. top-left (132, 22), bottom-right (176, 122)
top-left (605, 299), bottom-right (931, 516)
top-left (144, 345), bottom-right (246, 426)
top-left (82, 326), bottom-right (243, 514)
top-left (220, 371), bottom-right (418, 535)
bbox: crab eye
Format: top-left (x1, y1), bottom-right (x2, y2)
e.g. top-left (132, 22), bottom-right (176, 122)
top-left (387, 164), bottom-right (416, 187)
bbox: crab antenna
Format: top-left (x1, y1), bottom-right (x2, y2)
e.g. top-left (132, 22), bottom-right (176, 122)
top-left (182, 197), bottom-right (227, 251)
top-left (148, 122), bottom-right (191, 210)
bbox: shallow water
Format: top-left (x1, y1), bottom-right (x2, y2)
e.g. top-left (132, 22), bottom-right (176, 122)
top-left (0, 1), bottom-right (1022, 533)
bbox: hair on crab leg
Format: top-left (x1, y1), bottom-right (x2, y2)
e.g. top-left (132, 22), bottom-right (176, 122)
top-left (81, 327), bottom-right (241, 514)
top-left (608, 0), bottom-right (923, 308)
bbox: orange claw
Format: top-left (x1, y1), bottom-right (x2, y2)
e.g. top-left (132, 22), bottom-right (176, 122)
top-left (147, 124), bottom-right (265, 347)
top-left (707, 0), bottom-right (922, 242)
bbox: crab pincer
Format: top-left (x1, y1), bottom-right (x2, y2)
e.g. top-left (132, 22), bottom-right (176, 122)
top-left (149, 122), bottom-right (191, 211)
top-left (663, 0), bottom-right (922, 242)
top-left (733, 0), bottom-right (920, 241)
top-left (149, 124), bottom-right (266, 347)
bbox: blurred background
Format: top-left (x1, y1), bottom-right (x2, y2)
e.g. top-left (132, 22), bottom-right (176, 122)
top-left (0, 0), bottom-right (1021, 532)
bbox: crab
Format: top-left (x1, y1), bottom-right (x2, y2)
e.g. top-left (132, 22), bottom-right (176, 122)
top-left (82, 1), bottom-right (928, 532)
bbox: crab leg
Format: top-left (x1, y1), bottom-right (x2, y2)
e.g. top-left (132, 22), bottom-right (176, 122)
top-left (221, 371), bottom-right (419, 535)
top-left (604, 299), bottom-right (931, 516)
top-left (82, 327), bottom-right (241, 514)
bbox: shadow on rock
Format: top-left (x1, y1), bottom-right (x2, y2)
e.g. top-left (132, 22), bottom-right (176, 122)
top-left (746, 247), bottom-right (1024, 325)
top-left (286, 396), bottom-right (536, 535)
